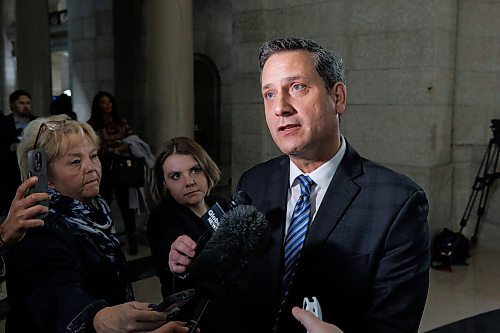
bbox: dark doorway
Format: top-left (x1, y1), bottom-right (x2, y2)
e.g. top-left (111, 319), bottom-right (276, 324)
top-left (194, 53), bottom-right (221, 165)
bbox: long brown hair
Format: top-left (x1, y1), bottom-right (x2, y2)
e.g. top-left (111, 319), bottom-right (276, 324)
top-left (150, 137), bottom-right (221, 203)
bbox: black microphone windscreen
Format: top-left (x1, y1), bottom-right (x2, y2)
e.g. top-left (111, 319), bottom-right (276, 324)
top-left (190, 204), bottom-right (270, 295)
top-left (228, 190), bottom-right (252, 209)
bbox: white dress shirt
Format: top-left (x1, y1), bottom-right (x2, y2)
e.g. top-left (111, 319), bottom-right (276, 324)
top-left (285, 136), bottom-right (346, 235)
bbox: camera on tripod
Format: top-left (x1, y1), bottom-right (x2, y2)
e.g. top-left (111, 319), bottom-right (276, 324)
top-left (459, 119), bottom-right (500, 244)
top-left (491, 119), bottom-right (500, 142)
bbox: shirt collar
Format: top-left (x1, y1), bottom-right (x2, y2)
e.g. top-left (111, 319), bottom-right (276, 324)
top-left (289, 136), bottom-right (346, 188)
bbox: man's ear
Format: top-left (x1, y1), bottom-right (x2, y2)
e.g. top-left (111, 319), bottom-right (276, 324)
top-left (331, 82), bottom-right (347, 115)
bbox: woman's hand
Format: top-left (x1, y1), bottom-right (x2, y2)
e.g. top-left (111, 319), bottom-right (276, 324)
top-left (168, 235), bottom-right (197, 274)
top-left (1, 177), bottom-right (48, 247)
top-left (150, 321), bottom-right (194, 333)
top-left (292, 307), bottom-right (344, 333)
top-left (93, 301), bottom-right (169, 333)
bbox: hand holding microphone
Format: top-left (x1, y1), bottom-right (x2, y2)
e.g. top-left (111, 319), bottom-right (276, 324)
top-left (167, 191), bottom-right (253, 275)
top-left (168, 235), bottom-right (197, 274)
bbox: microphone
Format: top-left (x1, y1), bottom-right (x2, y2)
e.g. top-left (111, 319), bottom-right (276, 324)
top-left (200, 190), bottom-right (252, 233)
top-left (187, 204), bottom-right (270, 333)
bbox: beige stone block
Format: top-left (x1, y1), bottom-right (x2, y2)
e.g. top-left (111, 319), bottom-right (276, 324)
top-left (233, 104), bottom-right (265, 135)
top-left (343, 105), bottom-right (452, 167)
top-left (352, 30), bottom-right (455, 70)
top-left (350, 0), bottom-right (456, 33)
top-left (284, 2), bottom-right (347, 38)
top-left (457, 37), bottom-right (500, 71)
top-left (233, 42), bottom-right (262, 73)
top-left (233, 0), bottom-right (330, 13)
top-left (231, 73), bottom-right (262, 104)
top-left (460, 1), bottom-right (500, 37)
top-left (233, 11), bottom-right (268, 43)
top-left (349, 68), bottom-right (453, 106)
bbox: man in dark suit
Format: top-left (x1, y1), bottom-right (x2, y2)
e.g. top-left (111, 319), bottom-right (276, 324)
top-left (0, 90), bottom-right (36, 217)
top-left (231, 37), bottom-right (430, 332)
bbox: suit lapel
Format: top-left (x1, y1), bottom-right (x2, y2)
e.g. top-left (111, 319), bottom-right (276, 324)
top-left (265, 157), bottom-right (289, 249)
top-left (303, 142), bottom-right (363, 250)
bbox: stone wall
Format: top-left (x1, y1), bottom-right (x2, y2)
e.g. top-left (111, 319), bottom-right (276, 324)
top-left (230, 0), bottom-right (500, 247)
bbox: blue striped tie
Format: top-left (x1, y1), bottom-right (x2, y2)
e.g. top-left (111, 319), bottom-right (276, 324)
top-left (282, 174), bottom-right (314, 300)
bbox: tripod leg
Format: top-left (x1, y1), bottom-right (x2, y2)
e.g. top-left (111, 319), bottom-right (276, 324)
top-left (471, 141), bottom-right (499, 244)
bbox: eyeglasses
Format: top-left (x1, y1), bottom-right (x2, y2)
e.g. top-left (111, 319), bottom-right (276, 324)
top-left (33, 120), bottom-right (73, 149)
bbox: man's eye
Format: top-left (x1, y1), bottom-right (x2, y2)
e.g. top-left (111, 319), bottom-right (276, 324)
top-left (264, 91), bottom-right (275, 100)
top-left (291, 83), bottom-right (304, 91)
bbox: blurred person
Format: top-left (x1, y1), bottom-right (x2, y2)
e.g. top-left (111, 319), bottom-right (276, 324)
top-left (0, 90), bottom-right (36, 217)
top-left (50, 93), bottom-right (77, 120)
top-left (88, 91), bottom-right (139, 255)
top-left (5, 115), bottom-right (185, 332)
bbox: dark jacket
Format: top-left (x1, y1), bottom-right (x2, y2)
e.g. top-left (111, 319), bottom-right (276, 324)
top-left (219, 141), bottom-right (430, 333)
top-left (147, 195), bottom-right (227, 331)
top-left (5, 211), bottom-right (132, 332)
top-left (147, 195), bottom-right (221, 298)
top-left (0, 113), bottom-right (35, 213)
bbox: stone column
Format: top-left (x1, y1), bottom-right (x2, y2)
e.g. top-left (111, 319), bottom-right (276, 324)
top-left (146, 0), bottom-right (194, 152)
top-left (15, 0), bottom-right (51, 116)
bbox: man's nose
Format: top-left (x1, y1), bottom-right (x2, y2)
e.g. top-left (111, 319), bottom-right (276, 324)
top-left (274, 93), bottom-right (293, 116)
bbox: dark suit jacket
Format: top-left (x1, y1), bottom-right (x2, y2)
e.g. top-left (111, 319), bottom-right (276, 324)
top-left (228, 141), bottom-right (430, 333)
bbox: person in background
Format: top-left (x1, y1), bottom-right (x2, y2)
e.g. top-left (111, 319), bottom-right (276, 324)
top-left (50, 93), bottom-right (77, 120)
top-left (88, 91), bottom-right (138, 255)
top-left (147, 137), bottom-right (222, 299)
top-left (187, 37), bottom-right (429, 332)
top-left (0, 90), bottom-right (37, 218)
top-left (5, 115), bottom-right (187, 332)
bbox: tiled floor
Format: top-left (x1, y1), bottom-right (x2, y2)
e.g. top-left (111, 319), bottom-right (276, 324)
top-left (419, 244), bottom-right (500, 332)
top-left (1, 242), bottom-right (498, 332)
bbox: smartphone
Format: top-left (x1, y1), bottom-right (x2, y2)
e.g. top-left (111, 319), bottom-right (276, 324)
top-left (155, 288), bottom-right (196, 318)
top-left (27, 148), bottom-right (49, 216)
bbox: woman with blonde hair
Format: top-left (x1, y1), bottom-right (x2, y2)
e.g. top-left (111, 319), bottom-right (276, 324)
top-left (6, 115), bottom-right (187, 333)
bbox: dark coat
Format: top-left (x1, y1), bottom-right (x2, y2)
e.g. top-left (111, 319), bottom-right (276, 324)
top-left (147, 195), bottom-right (227, 332)
top-left (220, 141), bottom-right (430, 333)
top-left (147, 195), bottom-right (222, 298)
top-left (0, 113), bottom-right (32, 213)
top-left (5, 212), bottom-right (131, 332)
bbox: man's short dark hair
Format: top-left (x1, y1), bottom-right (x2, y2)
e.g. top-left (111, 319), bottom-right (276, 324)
top-left (9, 90), bottom-right (31, 104)
top-left (259, 37), bottom-right (346, 90)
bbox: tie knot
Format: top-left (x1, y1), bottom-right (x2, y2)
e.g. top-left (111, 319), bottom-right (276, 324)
top-left (297, 175), bottom-right (314, 196)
